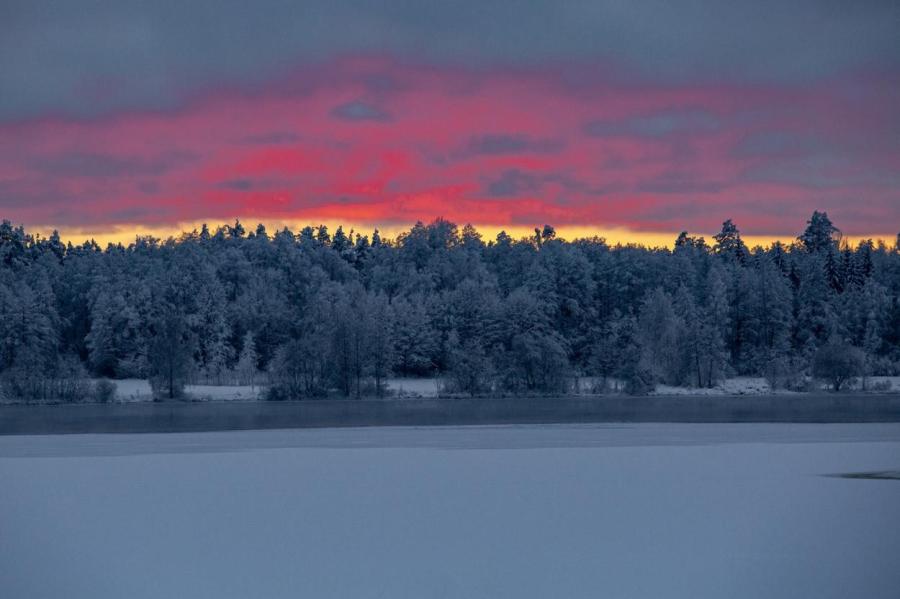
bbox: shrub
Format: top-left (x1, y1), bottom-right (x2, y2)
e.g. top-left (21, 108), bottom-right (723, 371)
top-left (494, 332), bottom-right (570, 394)
top-left (812, 341), bottom-right (866, 391)
top-left (149, 374), bottom-right (186, 401)
top-left (866, 379), bottom-right (893, 393)
top-left (0, 356), bottom-right (89, 403)
top-left (266, 339), bottom-right (329, 400)
top-left (444, 336), bottom-right (495, 397)
top-left (619, 360), bottom-right (655, 396)
top-left (92, 379), bottom-right (118, 403)
top-left (764, 356), bottom-right (806, 391)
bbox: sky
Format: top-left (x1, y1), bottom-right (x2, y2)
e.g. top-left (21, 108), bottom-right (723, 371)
top-left (1, 0), bottom-right (898, 246)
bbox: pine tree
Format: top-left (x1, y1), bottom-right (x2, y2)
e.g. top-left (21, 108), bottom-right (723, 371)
top-left (86, 291), bottom-right (124, 377)
top-left (203, 317), bottom-right (233, 385)
top-left (0, 214), bottom-right (899, 402)
top-left (823, 245), bottom-right (843, 292)
top-left (853, 240), bottom-right (875, 284)
top-left (365, 292), bottom-right (395, 396)
top-left (798, 211), bottom-right (840, 253)
top-left (748, 254), bottom-right (792, 371)
top-left (637, 288), bottom-right (683, 385)
top-left (332, 226), bottom-right (349, 253)
top-left (588, 315), bottom-right (625, 390)
top-left (147, 306), bottom-right (195, 400)
top-left (230, 219), bottom-right (245, 239)
top-left (614, 316), bottom-right (654, 395)
top-left (794, 256), bottom-right (836, 357)
top-left (0, 281), bottom-right (58, 380)
top-left (713, 219), bottom-right (747, 263)
top-left (236, 332), bottom-right (259, 389)
top-left (725, 265), bottom-right (753, 372)
top-left (444, 331), bottom-right (494, 396)
top-left (673, 285), bottom-right (703, 387)
top-left (392, 295), bottom-right (439, 375)
top-left (700, 273), bottom-right (732, 387)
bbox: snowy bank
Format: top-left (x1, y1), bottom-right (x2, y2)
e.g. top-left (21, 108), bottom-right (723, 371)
top-left (3, 393), bottom-right (900, 435)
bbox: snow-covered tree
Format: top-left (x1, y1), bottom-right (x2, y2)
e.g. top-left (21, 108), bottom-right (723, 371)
top-left (798, 211), bottom-right (840, 254)
top-left (147, 305), bottom-right (195, 400)
top-left (236, 332), bottom-right (259, 389)
top-left (1, 212), bottom-right (899, 402)
top-left (391, 295), bottom-right (438, 375)
top-left (365, 292), bottom-right (395, 396)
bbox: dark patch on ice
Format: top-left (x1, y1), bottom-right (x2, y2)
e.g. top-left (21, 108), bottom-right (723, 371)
top-left (827, 470), bottom-right (900, 481)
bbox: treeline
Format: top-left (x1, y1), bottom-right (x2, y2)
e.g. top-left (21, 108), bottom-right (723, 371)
top-left (1, 212), bottom-right (899, 401)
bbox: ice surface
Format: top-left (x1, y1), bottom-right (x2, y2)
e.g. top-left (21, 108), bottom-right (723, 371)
top-left (2, 423), bottom-right (899, 599)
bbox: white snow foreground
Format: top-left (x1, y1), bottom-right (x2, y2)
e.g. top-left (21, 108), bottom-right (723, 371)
top-left (1, 423), bottom-right (899, 599)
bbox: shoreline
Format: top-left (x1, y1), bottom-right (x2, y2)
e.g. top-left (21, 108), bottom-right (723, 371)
top-left (2, 394), bottom-right (900, 435)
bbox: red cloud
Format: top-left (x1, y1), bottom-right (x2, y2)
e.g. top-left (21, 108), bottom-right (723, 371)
top-left (0, 57), bottom-right (897, 237)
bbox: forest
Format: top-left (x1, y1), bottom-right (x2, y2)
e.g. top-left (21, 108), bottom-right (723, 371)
top-left (1, 211), bottom-right (899, 402)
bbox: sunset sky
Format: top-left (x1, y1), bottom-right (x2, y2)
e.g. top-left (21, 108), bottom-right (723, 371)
top-left (1, 1), bottom-right (898, 246)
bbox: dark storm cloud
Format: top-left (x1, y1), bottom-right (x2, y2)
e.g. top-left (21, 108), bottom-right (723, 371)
top-left (1, 0), bottom-right (898, 120)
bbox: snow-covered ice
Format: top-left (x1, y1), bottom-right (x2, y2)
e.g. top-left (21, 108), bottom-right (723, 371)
top-left (2, 423), bottom-right (899, 598)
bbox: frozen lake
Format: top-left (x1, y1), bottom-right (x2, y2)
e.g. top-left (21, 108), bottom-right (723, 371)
top-left (2, 423), bottom-right (899, 598)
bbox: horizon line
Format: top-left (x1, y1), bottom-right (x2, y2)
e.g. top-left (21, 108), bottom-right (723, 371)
top-left (7, 216), bottom-right (897, 251)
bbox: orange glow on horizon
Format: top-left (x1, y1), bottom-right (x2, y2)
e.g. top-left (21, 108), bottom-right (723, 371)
top-left (37, 219), bottom-right (896, 251)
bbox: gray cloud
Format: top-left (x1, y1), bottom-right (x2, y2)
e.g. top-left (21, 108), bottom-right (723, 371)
top-left (486, 169), bottom-right (542, 197)
top-left (484, 168), bottom-right (595, 198)
top-left (240, 131), bottom-right (303, 145)
top-left (635, 170), bottom-right (725, 194)
top-left (137, 181), bottom-right (160, 194)
top-left (2, 0), bottom-right (897, 120)
top-left (30, 151), bottom-right (194, 177)
top-left (219, 179), bottom-right (256, 191)
top-left (585, 109), bottom-right (720, 138)
top-left (739, 157), bottom-right (900, 190)
top-left (731, 130), bottom-right (832, 159)
top-left (733, 129), bottom-right (900, 189)
top-left (462, 134), bottom-right (562, 157)
top-left (331, 101), bottom-right (391, 122)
